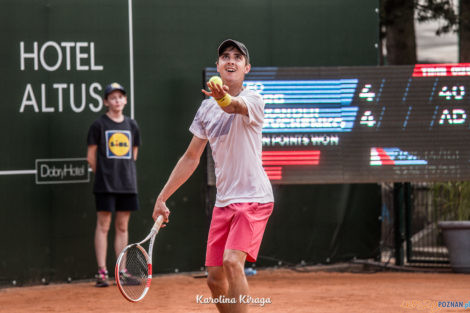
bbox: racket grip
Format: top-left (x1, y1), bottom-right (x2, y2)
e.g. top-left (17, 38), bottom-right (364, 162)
top-left (152, 215), bottom-right (164, 233)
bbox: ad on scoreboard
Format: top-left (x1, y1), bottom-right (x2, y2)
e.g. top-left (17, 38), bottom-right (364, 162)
top-left (205, 64), bottom-right (470, 184)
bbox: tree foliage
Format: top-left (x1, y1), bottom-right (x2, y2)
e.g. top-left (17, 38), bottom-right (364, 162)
top-left (432, 181), bottom-right (470, 221)
top-left (415, 0), bottom-right (458, 35)
top-left (380, 0), bottom-right (463, 64)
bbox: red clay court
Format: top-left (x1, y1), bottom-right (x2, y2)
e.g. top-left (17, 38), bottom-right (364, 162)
top-left (1, 267), bottom-right (468, 313)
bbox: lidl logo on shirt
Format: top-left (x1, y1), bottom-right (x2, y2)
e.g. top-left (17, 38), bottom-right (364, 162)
top-left (106, 130), bottom-right (132, 159)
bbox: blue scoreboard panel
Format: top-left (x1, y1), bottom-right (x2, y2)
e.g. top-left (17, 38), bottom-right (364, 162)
top-left (204, 64), bottom-right (470, 184)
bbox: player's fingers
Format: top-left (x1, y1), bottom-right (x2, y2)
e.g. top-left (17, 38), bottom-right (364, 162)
top-left (211, 82), bottom-right (222, 92)
top-left (201, 89), bottom-right (212, 96)
top-left (159, 208), bottom-right (169, 225)
top-left (207, 81), bottom-right (217, 91)
top-left (164, 210), bottom-right (170, 222)
top-left (161, 215), bottom-right (169, 227)
top-left (211, 86), bottom-right (225, 99)
top-left (154, 212), bottom-right (168, 227)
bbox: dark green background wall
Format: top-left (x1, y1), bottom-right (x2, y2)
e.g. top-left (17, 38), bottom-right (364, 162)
top-left (0, 0), bottom-right (379, 285)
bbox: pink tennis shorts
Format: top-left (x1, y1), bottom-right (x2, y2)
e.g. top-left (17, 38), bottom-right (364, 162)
top-left (205, 202), bottom-right (274, 267)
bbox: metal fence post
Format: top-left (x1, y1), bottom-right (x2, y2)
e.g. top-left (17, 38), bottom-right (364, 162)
top-left (393, 182), bottom-right (405, 265)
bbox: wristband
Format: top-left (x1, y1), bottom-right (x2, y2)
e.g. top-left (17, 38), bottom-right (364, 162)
top-left (215, 93), bottom-right (232, 107)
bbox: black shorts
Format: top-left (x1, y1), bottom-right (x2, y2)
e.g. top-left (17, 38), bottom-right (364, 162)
top-left (94, 193), bottom-right (140, 212)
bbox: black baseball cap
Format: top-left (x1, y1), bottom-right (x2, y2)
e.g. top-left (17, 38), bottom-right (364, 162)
top-left (217, 39), bottom-right (250, 64)
top-left (104, 82), bottom-right (126, 99)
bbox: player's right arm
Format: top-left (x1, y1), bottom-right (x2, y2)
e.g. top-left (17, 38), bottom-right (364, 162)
top-left (87, 145), bottom-right (98, 173)
top-left (152, 135), bottom-right (208, 223)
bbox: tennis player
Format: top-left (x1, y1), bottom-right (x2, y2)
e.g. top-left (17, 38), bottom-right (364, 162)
top-left (152, 39), bottom-right (274, 313)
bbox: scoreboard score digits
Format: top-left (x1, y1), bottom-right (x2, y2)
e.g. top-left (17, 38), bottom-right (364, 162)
top-left (204, 64), bottom-right (470, 184)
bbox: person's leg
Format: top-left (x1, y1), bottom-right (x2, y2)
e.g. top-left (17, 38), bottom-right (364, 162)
top-left (95, 211), bottom-right (112, 287)
top-left (114, 211), bottom-right (131, 257)
top-left (206, 205), bottom-right (232, 312)
top-left (207, 266), bottom-right (229, 313)
top-left (95, 211), bottom-right (112, 270)
top-left (223, 249), bottom-right (248, 313)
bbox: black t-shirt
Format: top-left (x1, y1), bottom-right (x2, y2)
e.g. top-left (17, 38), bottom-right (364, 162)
top-left (87, 114), bottom-right (141, 194)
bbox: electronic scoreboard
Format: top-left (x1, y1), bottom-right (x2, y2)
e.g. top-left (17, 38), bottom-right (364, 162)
top-left (204, 64), bottom-right (470, 184)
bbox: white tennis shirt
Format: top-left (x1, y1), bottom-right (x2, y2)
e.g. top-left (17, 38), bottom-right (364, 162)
top-left (190, 88), bottom-right (274, 207)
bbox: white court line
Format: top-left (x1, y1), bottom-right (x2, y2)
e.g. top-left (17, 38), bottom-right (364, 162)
top-left (0, 170), bottom-right (36, 175)
top-left (128, 0), bottom-right (135, 119)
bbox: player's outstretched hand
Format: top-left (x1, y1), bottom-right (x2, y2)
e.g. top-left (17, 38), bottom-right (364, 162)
top-left (152, 199), bottom-right (170, 227)
top-left (202, 80), bottom-right (229, 100)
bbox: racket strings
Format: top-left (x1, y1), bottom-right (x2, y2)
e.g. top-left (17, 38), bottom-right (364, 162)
top-left (118, 245), bottom-right (149, 300)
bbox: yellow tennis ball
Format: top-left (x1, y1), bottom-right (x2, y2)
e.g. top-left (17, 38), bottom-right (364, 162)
top-left (209, 76), bottom-right (223, 88)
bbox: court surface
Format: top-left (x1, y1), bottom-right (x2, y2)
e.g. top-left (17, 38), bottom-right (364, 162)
top-left (0, 267), bottom-right (468, 313)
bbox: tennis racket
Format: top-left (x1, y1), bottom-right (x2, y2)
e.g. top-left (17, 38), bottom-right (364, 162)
top-left (115, 215), bottom-right (164, 302)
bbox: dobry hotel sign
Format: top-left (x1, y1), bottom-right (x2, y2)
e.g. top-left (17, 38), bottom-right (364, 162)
top-left (35, 158), bottom-right (89, 184)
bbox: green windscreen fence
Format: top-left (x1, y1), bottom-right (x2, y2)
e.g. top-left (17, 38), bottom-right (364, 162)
top-left (0, 0), bottom-right (379, 285)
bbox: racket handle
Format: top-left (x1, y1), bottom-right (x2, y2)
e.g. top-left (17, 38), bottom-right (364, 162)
top-left (152, 215), bottom-right (164, 233)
